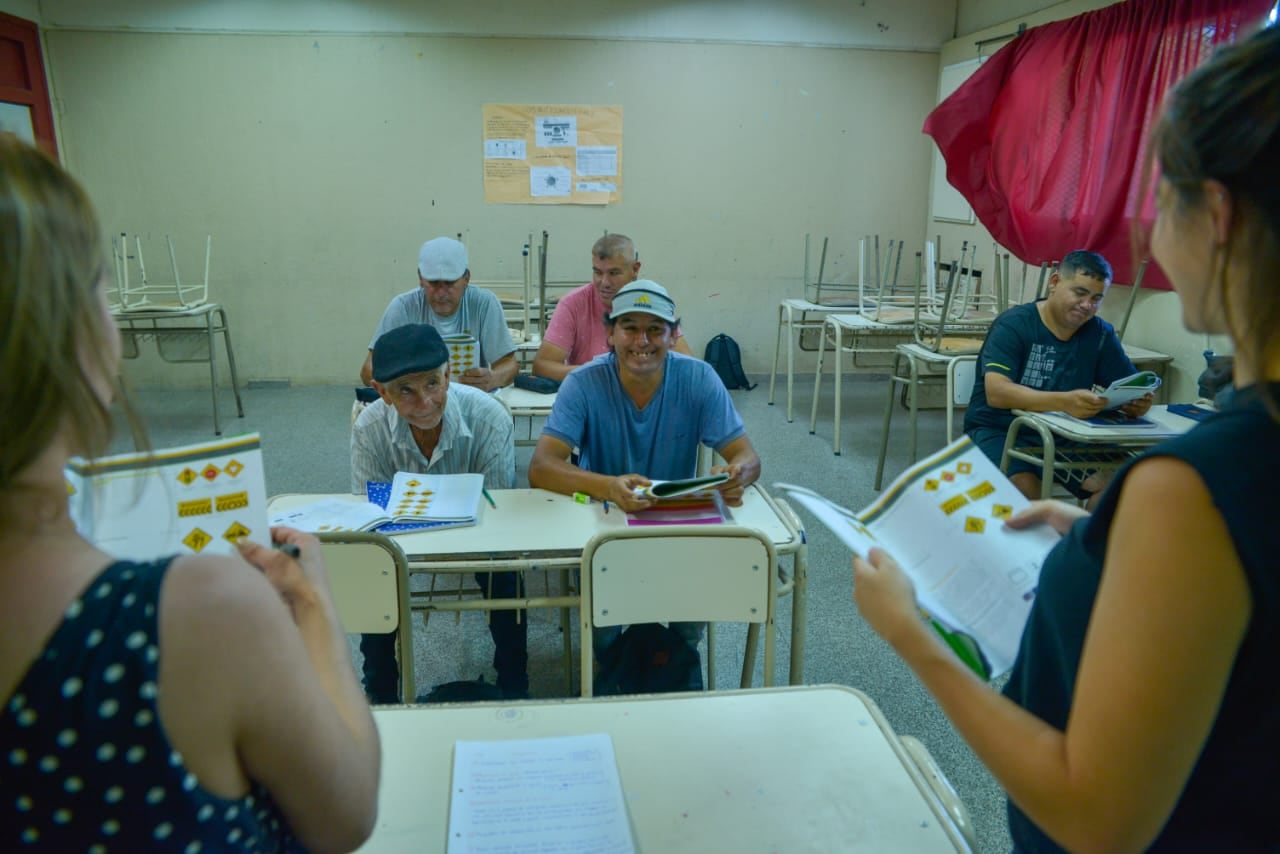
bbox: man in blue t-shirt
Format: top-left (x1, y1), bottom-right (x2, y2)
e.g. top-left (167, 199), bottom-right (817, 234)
top-left (964, 250), bottom-right (1153, 504)
top-left (528, 279), bottom-right (762, 651)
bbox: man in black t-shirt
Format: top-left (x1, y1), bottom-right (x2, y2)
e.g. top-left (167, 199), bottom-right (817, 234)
top-left (964, 250), bottom-right (1153, 504)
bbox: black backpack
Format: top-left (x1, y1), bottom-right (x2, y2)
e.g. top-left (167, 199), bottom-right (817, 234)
top-left (704, 333), bottom-right (756, 390)
top-left (593, 623), bottom-right (704, 695)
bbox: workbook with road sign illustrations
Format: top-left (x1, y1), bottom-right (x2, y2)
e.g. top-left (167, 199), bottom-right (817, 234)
top-left (67, 433), bottom-right (269, 561)
top-left (776, 436), bottom-right (1061, 679)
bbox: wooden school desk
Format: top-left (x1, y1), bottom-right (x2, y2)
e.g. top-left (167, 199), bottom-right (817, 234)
top-left (268, 485), bottom-right (810, 687)
top-left (359, 685), bottom-right (972, 853)
top-left (1000, 404), bottom-right (1200, 499)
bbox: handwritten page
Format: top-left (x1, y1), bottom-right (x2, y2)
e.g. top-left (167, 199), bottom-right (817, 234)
top-left (67, 434), bottom-right (269, 561)
top-left (448, 733), bottom-right (634, 854)
top-left (776, 436), bottom-right (1060, 677)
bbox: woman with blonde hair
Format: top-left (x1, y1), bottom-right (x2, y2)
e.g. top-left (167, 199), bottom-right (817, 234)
top-left (853, 24), bottom-right (1280, 852)
top-left (0, 138), bottom-right (380, 850)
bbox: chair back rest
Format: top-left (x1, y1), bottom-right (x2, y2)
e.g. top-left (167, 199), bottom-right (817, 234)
top-left (583, 527), bottom-right (775, 628)
top-left (114, 233), bottom-right (211, 311)
top-left (317, 532), bottom-right (409, 634)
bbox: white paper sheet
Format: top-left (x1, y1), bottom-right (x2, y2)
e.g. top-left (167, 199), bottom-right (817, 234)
top-left (448, 733), bottom-right (634, 854)
top-left (535, 115), bottom-right (578, 147)
top-left (575, 145), bottom-right (617, 176)
top-left (531, 166), bottom-right (573, 197)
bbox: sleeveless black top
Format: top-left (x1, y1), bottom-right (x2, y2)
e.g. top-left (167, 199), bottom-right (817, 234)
top-left (1004, 384), bottom-right (1280, 851)
top-left (2, 558), bottom-right (299, 850)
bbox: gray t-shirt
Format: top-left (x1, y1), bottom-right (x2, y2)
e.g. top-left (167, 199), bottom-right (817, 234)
top-left (369, 286), bottom-right (515, 367)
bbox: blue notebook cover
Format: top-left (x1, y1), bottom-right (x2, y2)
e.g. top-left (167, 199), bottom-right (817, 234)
top-left (1166, 403), bottom-right (1214, 422)
top-left (366, 481), bottom-right (476, 534)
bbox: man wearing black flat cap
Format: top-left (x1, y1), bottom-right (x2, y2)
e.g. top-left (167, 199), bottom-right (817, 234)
top-left (352, 323), bottom-right (527, 701)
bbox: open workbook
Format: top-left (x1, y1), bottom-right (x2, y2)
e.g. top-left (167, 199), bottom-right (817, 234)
top-left (1094, 370), bottom-right (1161, 409)
top-left (269, 473), bottom-right (484, 535)
top-left (775, 436), bottom-right (1062, 678)
top-left (67, 434), bottom-right (270, 561)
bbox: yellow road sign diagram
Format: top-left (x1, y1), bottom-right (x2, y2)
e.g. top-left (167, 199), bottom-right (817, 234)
top-left (406, 480), bottom-right (421, 487)
top-left (215, 491), bottom-right (250, 513)
top-left (177, 467), bottom-right (198, 486)
top-left (66, 479), bottom-right (76, 496)
top-left (183, 528), bottom-right (212, 553)
top-left (991, 504), bottom-right (1013, 519)
top-left (964, 516), bottom-right (986, 534)
top-left (178, 498), bottom-right (213, 517)
top-left (957, 462), bottom-right (972, 474)
top-left (201, 464), bottom-right (220, 482)
top-left (224, 459), bottom-right (245, 477)
top-left (966, 480), bottom-right (995, 501)
top-left (940, 495), bottom-right (969, 516)
top-left (222, 522), bottom-right (251, 543)
top-left (924, 479), bottom-right (940, 491)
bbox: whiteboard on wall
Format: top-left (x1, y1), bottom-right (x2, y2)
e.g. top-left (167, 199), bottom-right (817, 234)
top-left (930, 58), bottom-right (984, 224)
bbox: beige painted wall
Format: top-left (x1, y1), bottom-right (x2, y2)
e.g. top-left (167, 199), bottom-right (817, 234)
top-left (47, 30), bottom-right (938, 385)
top-left (0, 0), bottom-right (40, 23)
top-left (926, 0), bottom-right (1230, 402)
top-left (37, 0), bottom-right (956, 51)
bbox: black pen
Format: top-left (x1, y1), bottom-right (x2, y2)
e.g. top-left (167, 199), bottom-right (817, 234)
top-left (274, 542), bottom-right (301, 559)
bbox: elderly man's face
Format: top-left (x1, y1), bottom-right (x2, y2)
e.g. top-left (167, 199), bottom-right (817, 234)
top-left (375, 366), bottom-right (449, 432)
top-left (420, 272), bottom-right (469, 318)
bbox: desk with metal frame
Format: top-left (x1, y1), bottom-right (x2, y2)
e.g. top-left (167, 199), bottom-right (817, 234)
top-left (113, 302), bottom-right (244, 435)
top-left (494, 384), bottom-right (557, 447)
top-left (767, 298), bottom-right (856, 423)
top-left (808, 312), bottom-right (915, 455)
top-left (1121, 343), bottom-right (1175, 403)
top-left (999, 405), bottom-right (1198, 499)
top-left (268, 485), bottom-right (809, 689)
top-left (360, 685), bottom-right (972, 853)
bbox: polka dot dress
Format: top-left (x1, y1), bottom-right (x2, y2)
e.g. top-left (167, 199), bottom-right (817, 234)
top-left (2, 559), bottom-right (299, 850)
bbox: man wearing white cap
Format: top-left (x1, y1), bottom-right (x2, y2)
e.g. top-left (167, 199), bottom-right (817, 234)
top-left (359, 236), bottom-right (517, 392)
top-left (529, 280), bottom-right (761, 655)
top-left (532, 233), bottom-right (691, 381)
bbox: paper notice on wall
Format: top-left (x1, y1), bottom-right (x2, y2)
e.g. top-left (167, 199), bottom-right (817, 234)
top-left (483, 104), bottom-right (622, 204)
top-left (530, 166), bottom-right (572, 197)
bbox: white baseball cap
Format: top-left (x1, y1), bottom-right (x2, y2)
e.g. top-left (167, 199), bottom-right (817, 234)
top-left (418, 237), bottom-right (468, 281)
top-left (606, 280), bottom-right (677, 323)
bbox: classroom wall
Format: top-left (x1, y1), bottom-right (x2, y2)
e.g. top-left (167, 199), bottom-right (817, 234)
top-left (43, 22), bottom-right (941, 386)
top-left (926, 0), bottom-right (1233, 402)
top-left (0, 0), bottom-right (40, 23)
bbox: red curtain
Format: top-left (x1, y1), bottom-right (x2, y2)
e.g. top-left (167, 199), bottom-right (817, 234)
top-left (924, 0), bottom-right (1273, 289)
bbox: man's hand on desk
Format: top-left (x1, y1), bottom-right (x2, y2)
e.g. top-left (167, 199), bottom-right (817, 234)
top-left (1120, 393), bottom-right (1155, 418)
top-left (606, 474), bottom-right (657, 513)
top-left (458, 366), bottom-right (500, 392)
top-left (1061, 389), bottom-right (1108, 419)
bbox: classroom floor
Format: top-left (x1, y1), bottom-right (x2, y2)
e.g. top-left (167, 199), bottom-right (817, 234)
top-left (108, 369), bottom-right (1011, 853)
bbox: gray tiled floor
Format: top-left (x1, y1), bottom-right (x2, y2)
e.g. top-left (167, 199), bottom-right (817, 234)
top-left (108, 368), bottom-right (1011, 852)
